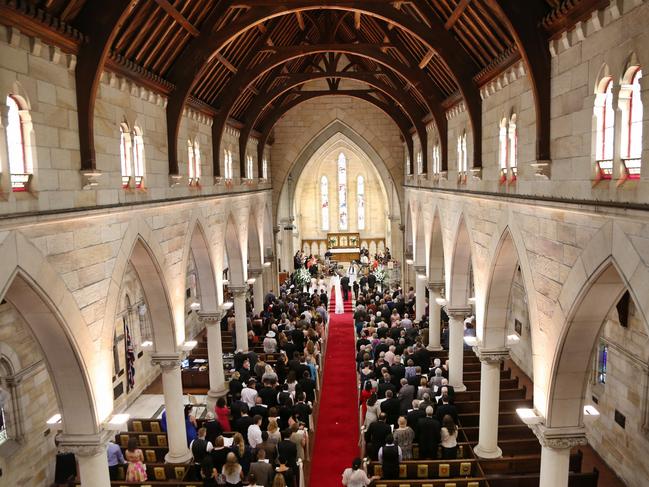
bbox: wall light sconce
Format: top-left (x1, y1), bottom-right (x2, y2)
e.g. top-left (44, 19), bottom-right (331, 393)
top-left (516, 408), bottom-right (544, 425)
top-left (263, 261), bottom-right (271, 268)
top-left (506, 334), bottom-right (520, 345)
top-left (103, 413), bottom-right (130, 430)
top-left (189, 300), bottom-right (201, 311)
top-left (181, 340), bottom-right (197, 351)
top-left (46, 413), bottom-right (62, 425)
top-left (141, 340), bottom-right (153, 348)
top-left (247, 277), bottom-right (256, 284)
top-left (405, 258), bottom-right (414, 265)
top-left (467, 296), bottom-right (476, 305)
top-left (583, 405), bottom-right (600, 423)
top-left (222, 301), bottom-right (233, 310)
top-left (222, 279), bottom-right (229, 286)
top-left (435, 297), bottom-right (447, 306)
top-left (463, 336), bottom-right (478, 347)
top-left (417, 273), bottom-right (427, 279)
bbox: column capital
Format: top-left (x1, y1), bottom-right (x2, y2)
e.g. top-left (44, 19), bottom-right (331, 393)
top-left (529, 424), bottom-right (587, 450)
top-left (446, 307), bottom-right (472, 319)
top-left (248, 267), bottom-right (264, 277)
top-left (56, 432), bottom-right (112, 457)
top-left (414, 265), bottom-right (427, 275)
top-left (229, 286), bottom-right (248, 297)
top-left (427, 280), bottom-right (444, 293)
top-left (151, 353), bottom-right (183, 370)
top-left (197, 311), bottom-right (223, 324)
top-left (474, 347), bottom-right (509, 364)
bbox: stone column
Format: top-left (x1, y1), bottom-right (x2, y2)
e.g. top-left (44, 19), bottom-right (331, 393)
top-left (151, 354), bottom-right (192, 463)
top-left (230, 286), bottom-right (249, 352)
top-left (0, 105), bottom-right (12, 194)
top-left (414, 266), bottom-right (427, 323)
top-left (473, 348), bottom-right (510, 458)
top-left (531, 425), bottom-right (587, 487)
top-left (447, 308), bottom-right (470, 392)
top-left (199, 311), bottom-right (227, 409)
top-left (57, 434), bottom-right (112, 487)
top-left (426, 281), bottom-right (444, 351)
top-left (249, 268), bottom-right (264, 315)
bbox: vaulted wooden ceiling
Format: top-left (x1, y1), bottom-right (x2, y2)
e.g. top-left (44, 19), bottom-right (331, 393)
top-left (3, 0), bottom-right (607, 176)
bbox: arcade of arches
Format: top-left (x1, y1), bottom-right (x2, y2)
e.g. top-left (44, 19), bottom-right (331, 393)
top-left (0, 2), bottom-right (648, 487)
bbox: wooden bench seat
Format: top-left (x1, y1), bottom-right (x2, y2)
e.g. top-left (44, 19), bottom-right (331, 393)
top-left (457, 412), bottom-right (520, 428)
top-left (455, 398), bottom-right (533, 415)
top-left (464, 369), bottom-right (511, 381)
top-left (409, 443), bottom-right (472, 460)
top-left (486, 469), bottom-right (599, 487)
top-left (73, 482), bottom-right (202, 487)
top-left (478, 450), bottom-right (583, 476)
top-left (454, 387), bottom-right (526, 403)
top-left (371, 478), bottom-right (488, 487)
top-left (108, 463), bottom-right (192, 482)
top-left (463, 378), bottom-right (518, 392)
top-left (460, 424), bottom-right (535, 443)
top-left (367, 459), bottom-right (479, 479)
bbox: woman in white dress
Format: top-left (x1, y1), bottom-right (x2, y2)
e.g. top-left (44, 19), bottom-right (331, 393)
top-left (331, 273), bottom-right (345, 314)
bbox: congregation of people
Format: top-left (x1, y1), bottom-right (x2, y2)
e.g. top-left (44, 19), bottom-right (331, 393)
top-left (106, 279), bottom-right (328, 487)
top-left (340, 281), bottom-right (461, 486)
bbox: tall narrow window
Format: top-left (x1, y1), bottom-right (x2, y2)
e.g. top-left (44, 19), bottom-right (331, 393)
top-left (622, 68), bottom-right (643, 179)
top-left (595, 78), bottom-right (615, 179)
top-left (597, 341), bottom-right (608, 384)
top-left (406, 155), bottom-right (411, 175)
top-left (508, 114), bottom-right (518, 177)
top-left (432, 143), bottom-right (441, 175)
top-left (6, 95), bottom-right (31, 191)
top-left (0, 396), bottom-right (6, 444)
top-left (188, 139), bottom-right (201, 185)
top-left (132, 126), bottom-right (145, 188)
top-left (120, 123), bottom-right (132, 188)
top-left (337, 152), bottom-right (348, 230)
top-left (417, 151), bottom-right (423, 175)
top-left (224, 149), bottom-right (233, 180)
top-left (246, 155), bottom-right (254, 179)
top-left (262, 158), bottom-right (268, 179)
top-left (320, 176), bottom-right (329, 231)
top-left (457, 131), bottom-right (467, 182)
top-left (357, 175), bottom-right (365, 230)
top-left (498, 118), bottom-right (508, 173)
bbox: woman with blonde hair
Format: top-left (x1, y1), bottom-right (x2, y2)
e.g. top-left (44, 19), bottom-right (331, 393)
top-left (271, 474), bottom-right (287, 487)
top-left (222, 452), bottom-right (244, 486)
top-left (393, 416), bottom-right (415, 460)
top-left (267, 417), bottom-right (281, 447)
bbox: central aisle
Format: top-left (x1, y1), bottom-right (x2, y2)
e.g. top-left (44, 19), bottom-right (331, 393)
top-left (309, 290), bottom-right (357, 487)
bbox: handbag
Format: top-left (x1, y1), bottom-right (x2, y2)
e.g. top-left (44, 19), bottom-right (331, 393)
top-left (216, 473), bottom-right (227, 485)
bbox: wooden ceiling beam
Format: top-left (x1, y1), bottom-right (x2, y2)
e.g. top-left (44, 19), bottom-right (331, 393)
top-left (73, 0), bottom-right (136, 171)
top-left (296, 11), bottom-right (306, 30)
top-left (354, 11), bottom-right (361, 29)
top-left (256, 90), bottom-right (414, 173)
top-left (153, 0), bottom-right (199, 36)
top-left (444, 0), bottom-right (471, 30)
top-left (418, 49), bottom-right (435, 69)
top-left (215, 52), bottom-right (237, 73)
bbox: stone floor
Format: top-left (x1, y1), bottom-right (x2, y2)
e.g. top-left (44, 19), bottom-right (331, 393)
top-left (125, 393), bottom-right (209, 419)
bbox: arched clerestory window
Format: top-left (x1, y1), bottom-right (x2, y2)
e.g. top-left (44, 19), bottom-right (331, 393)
top-left (320, 176), bottom-right (329, 231)
top-left (620, 67), bottom-right (643, 179)
top-left (432, 143), bottom-right (441, 177)
top-left (188, 138), bottom-right (201, 185)
top-left (246, 155), bottom-right (254, 179)
top-left (262, 157), bottom-right (268, 180)
top-left (357, 175), bottom-right (365, 231)
top-left (498, 114), bottom-right (518, 184)
top-left (6, 95), bottom-right (33, 192)
top-left (416, 151), bottom-right (423, 175)
top-left (120, 123), bottom-right (132, 188)
top-left (337, 152), bottom-right (348, 230)
top-left (457, 131), bottom-right (468, 184)
top-left (132, 126), bottom-right (145, 189)
top-left (594, 77), bottom-right (615, 180)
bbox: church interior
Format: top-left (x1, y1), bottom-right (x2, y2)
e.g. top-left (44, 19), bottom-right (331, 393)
top-left (0, 1), bottom-right (648, 486)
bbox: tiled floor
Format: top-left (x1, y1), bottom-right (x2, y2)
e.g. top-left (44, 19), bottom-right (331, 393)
top-left (506, 359), bottom-right (627, 487)
top-left (125, 393), bottom-right (209, 419)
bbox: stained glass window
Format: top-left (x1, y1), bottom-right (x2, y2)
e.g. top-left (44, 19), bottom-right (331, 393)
top-left (320, 176), bottom-right (329, 231)
top-left (247, 155), bottom-right (254, 179)
top-left (357, 175), bottom-right (365, 230)
top-left (432, 144), bottom-right (441, 174)
top-left (597, 341), bottom-right (608, 384)
top-left (337, 152), bottom-right (348, 230)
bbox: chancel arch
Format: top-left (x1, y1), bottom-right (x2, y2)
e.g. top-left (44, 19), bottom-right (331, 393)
top-left (447, 215), bottom-right (476, 310)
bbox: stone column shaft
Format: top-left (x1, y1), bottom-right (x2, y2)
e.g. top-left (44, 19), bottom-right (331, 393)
top-left (427, 283), bottom-right (443, 351)
top-left (251, 272), bottom-right (264, 316)
top-left (531, 425), bottom-right (587, 487)
top-left (57, 436), bottom-right (112, 487)
top-left (414, 267), bottom-right (426, 323)
top-left (152, 355), bottom-right (192, 463)
top-left (447, 308), bottom-right (470, 392)
top-left (231, 286), bottom-right (248, 352)
top-left (199, 312), bottom-right (227, 403)
top-left (473, 348), bottom-right (509, 458)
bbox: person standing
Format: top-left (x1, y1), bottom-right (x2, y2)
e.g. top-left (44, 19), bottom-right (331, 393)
top-left (341, 457), bottom-right (380, 486)
top-left (378, 434), bottom-right (402, 480)
top-left (440, 414), bottom-right (459, 459)
top-left (106, 439), bottom-right (125, 480)
top-left (125, 438), bottom-right (147, 481)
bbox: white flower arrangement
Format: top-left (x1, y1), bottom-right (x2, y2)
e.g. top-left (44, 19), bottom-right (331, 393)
top-left (293, 267), bottom-right (312, 288)
top-left (372, 265), bottom-right (386, 283)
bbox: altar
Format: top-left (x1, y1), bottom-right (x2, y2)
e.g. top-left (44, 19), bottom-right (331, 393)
top-left (300, 232), bottom-right (386, 262)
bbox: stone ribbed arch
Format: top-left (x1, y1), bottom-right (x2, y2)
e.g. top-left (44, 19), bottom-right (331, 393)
top-left (276, 120), bottom-right (401, 218)
top-left (102, 218), bottom-right (179, 355)
top-left (247, 207), bottom-right (263, 269)
top-left (543, 222), bottom-right (649, 428)
top-left (0, 232), bottom-right (99, 434)
top-left (414, 205), bottom-right (427, 268)
top-left (427, 207), bottom-right (446, 284)
top-left (447, 213), bottom-right (478, 309)
top-left (224, 212), bottom-right (246, 286)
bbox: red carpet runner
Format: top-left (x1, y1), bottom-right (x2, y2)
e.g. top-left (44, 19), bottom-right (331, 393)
top-left (309, 289), bottom-right (357, 487)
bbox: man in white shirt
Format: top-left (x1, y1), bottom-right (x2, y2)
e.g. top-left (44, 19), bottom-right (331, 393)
top-left (247, 415), bottom-right (264, 448)
top-left (241, 378), bottom-right (259, 408)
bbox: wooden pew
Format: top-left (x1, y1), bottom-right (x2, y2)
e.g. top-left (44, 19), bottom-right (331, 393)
top-left (478, 450), bottom-right (583, 476)
top-left (486, 469), bottom-right (599, 487)
top-left (409, 443), bottom-right (473, 460)
top-left (367, 459), bottom-right (479, 479)
top-left (484, 439), bottom-right (542, 457)
top-left (108, 463), bottom-right (192, 482)
top-left (454, 386), bottom-right (526, 403)
top-left (73, 482), bottom-right (202, 487)
top-left (460, 424), bottom-right (535, 443)
top-left (463, 377), bottom-right (519, 392)
top-left (457, 412), bottom-right (520, 428)
top-left (371, 479), bottom-right (488, 487)
top-left (464, 369), bottom-right (511, 381)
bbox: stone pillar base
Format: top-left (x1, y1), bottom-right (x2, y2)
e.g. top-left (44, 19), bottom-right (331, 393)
top-left (165, 449), bottom-right (194, 464)
top-left (473, 444), bottom-right (502, 459)
top-left (453, 383), bottom-right (467, 392)
top-left (426, 344), bottom-right (443, 351)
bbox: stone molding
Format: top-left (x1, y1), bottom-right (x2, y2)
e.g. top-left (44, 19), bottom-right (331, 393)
top-left (446, 307), bottom-right (473, 319)
top-left (197, 311), bottom-right (223, 324)
top-left (229, 286), bottom-right (248, 296)
top-left (151, 353), bottom-right (183, 371)
top-left (414, 265), bottom-right (427, 275)
top-left (56, 431), bottom-right (113, 457)
top-left (473, 347), bottom-right (509, 364)
top-left (529, 424), bottom-right (587, 450)
top-left (427, 280), bottom-right (445, 294)
top-left (248, 267), bottom-right (264, 277)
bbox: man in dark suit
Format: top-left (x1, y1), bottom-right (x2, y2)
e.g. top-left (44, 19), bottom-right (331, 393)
top-left (364, 413), bottom-right (392, 460)
top-left (417, 406), bottom-right (441, 459)
top-left (436, 394), bottom-right (458, 424)
top-left (406, 400), bottom-right (426, 443)
top-left (367, 272), bottom-right (377, 290)
top-left (341, 275), bottom-right (350, 301)
top-left (377, 372), bottom-right (396, 399)
top-left (380, 389), bottom-right (400, 426)
top-left (250, 397), bottom-right (269, 429)
top-left (298, 370), bottom-right (316, 403)
top-left (233, 406), bottom-right (255, 440)
top-left (397, 378), bottom-right (416, 415)
top-left (203, 412), bottom-right (224, 445)
top-left (248, 449), bottom-right (274, 487)
top-left (292, 392), bottom-right (312, 425)
top-left (277, 429), bottom-right (298, 471)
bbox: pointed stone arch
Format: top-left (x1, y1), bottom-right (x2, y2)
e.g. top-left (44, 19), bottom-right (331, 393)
top-left (224, 213), bottom-right (245, 287)
top-left (448, 215), bottom-right (475, 309)
top-left (545, 224), bottom-right (649, 428)
top-left (0, 233), bottom-right (99, 435)
top-left (414, 205), bottom-right (426, 268)
top-left (428, 207), bottom-right (445, 284)
top-left (186, 219), bottom-right (219, 314)
top-left (247, 207), bottom-right (263, 270)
